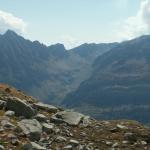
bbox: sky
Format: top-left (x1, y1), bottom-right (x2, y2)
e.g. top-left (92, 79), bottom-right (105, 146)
top-left (0, 0), bottom-right (150, 49)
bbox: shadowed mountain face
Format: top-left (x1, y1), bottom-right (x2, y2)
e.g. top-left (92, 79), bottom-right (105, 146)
top-left (62, 35), bottom-right (150, 123)
top-left (0, 30), bottom-right (116, 104)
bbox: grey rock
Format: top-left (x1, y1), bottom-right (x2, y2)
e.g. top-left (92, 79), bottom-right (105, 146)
top-left (64, 145), bottom-right (73, 149)
top-left (112, 142), bottom-right (119, 148)
top-left (51, 111), bottom-right (84, 126)
top-left (0, 145), bottom-right (4, 150)
top-left (1, 120), bottom-right (15, 129)
top-left (124, 132), bottom-right (137, 142)
top-left (141, 141), bottom-right (147, 145)
top-left (35, 114), bottom-right (48, 122)
top-left (106, 141), bottom-right (113, 146)
top-left (6, 97), bottom-right (36, 118)
top-left (34, 102), bottom-right (58, 113)
top-left (81, 116), bottom-right (91, 127)
top-left (8, 133), bottom-right (19, 145)
top-left (109, 127), bottom-right (118, 133)
top-left (5, 110), bottom-right (15, 117)
top-left (53, 127), bottom-right (61, 134)
top-left (69, 139), bottom-right (79, 146)
top-left (22, 142), bottom-right (46, 150)
top-left (116, 124), bottom-right (128, 130)
top-left (122, 141), bottom-right (129, 144)
top-left (0, 100), bottom-right (6, 110)
top-left (55, 136), bottom-right (67, 142)
top-left (79, 145), bottom-right (85, 150)
top-left (42, 123), bottom-right (54, 134)
top-left (18, 119), bottom-right (42, 141)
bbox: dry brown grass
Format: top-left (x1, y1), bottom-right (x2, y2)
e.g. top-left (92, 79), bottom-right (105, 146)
top-left (0, 84), bottom-right (37, 103)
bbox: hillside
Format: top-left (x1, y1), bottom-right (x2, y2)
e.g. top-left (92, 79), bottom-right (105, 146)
top-left (0, 84), bottom-right (150, 149)
top-left (0, 30), bottom-right (116, 105)
top-left (62, 35), bottom-right (150, 123)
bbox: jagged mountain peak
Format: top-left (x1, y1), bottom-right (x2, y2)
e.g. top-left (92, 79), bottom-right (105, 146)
top-left (3, 29), bottom-right (20, 37)
top-left (49, 43), bottom-right (66, 50)
top-left (0, 30), bottom-right (115, 106)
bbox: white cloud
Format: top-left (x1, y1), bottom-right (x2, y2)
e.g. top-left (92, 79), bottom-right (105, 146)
top-left (59, 35), bottom-right (82, 49)
top-left (114, 0), bottom-right (150, 41)
top-left (0, 10), bottom-right (27, 34)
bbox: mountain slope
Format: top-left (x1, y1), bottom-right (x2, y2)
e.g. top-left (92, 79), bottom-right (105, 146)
top-left (1, 84), bottom-right (150, 149)
top-left (0, 30), bottom-right (116, 105)
top-left (62, 35), bottom-right (150, 123)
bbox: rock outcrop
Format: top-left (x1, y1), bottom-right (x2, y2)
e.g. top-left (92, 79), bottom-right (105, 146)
top-left (5, 97), bottom-right (36, 118)
top-left (0, 84), bottom-right (150, 149)
top-left (18, 119), bottom-right (42, 141)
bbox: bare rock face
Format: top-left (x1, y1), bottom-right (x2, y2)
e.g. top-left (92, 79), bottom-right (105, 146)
top-left (18, 119), bottom-right (42, 141)
top-left (5, 97), bottom-right (36, 118)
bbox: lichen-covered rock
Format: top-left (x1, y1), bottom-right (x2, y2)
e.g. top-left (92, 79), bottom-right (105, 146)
top-left (18, 119), bottom-right (42, 141)
top-left (6, 97), bottom-right (36, 118)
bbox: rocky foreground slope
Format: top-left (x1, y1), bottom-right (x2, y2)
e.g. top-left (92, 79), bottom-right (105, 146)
top-left (0, 84), bottom-right (150, 150)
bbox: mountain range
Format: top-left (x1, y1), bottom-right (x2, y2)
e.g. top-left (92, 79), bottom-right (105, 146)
top-left (63, 35), bottom-right (150, 123)
top-left (0, 30), bottom-right (116, 105)
top-left (1, 30), bottom-right (150, 123)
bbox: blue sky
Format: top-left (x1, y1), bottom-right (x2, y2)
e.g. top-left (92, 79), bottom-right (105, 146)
top-left (0, 0), bottom-right (149, 49)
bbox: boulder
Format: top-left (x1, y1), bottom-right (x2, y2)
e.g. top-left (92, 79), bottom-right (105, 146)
top-left (6, 97), bottom-right (36, 118)
top-left (18, 119), bottom-right (42, 141)
top-left (33, 102), bottom-right (58, 113)
top-left (51, 111), bottom-right (84, 126)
